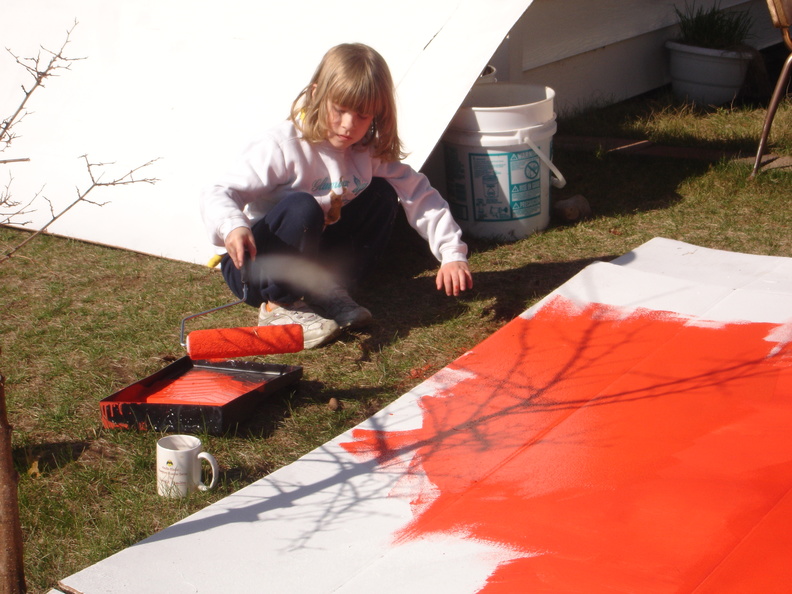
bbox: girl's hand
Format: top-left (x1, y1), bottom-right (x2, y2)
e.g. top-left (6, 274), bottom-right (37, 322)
top-left (224, 226), bottom-right (257, 269)
top-left (436, 261), bottom-right (473, 296)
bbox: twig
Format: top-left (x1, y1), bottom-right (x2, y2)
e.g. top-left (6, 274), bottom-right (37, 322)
top-left (0, 156), bottom-right (160, 265)
top-left (0, 20), bottom-right (84, 152)
top-left (0, 171), bottom-right (40, 227)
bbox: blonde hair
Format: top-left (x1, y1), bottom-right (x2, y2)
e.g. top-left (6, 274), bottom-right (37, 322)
top-left (290, 43), bottom-right (406, 162)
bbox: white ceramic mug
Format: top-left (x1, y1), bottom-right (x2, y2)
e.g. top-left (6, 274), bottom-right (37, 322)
top-left (156, 435), bottom-right (219, 498)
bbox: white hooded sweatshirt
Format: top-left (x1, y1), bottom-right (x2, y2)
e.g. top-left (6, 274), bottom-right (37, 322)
top-left (200, 120), bottom-right (468, 265)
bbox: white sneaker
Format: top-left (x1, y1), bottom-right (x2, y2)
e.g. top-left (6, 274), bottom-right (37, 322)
top-left (308, 286), bottom-right (373, 329)
top-left (258, 299), bottom-right (341, 349)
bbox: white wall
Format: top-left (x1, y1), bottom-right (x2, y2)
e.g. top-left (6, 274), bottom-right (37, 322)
top-left (507, 0), bottom-right (780, 114)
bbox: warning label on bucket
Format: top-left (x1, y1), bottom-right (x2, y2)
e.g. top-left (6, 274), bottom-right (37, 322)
top-left (448, 148), bottom-right (542, 222)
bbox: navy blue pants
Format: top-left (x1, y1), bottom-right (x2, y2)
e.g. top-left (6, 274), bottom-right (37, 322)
top-left (221, 177), bottom-right (399, 307)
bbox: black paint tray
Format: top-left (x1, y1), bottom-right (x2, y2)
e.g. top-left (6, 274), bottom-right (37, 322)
top-left (100, 356), bottom-right (302, 435)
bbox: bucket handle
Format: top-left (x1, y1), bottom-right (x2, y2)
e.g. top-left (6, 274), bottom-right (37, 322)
top-left (518, 129), bottom-right (566, 189)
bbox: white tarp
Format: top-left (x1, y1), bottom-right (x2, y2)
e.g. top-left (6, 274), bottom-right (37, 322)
top-left (51, 238), bottom-right (792, 593)
top-left (1, 0), bottom-right (531, 264)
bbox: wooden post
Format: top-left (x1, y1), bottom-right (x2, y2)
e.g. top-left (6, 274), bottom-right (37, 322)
top-left (0, 373), bottom-right (26, 594)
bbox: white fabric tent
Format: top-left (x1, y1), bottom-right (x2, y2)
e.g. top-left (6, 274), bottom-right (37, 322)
top-left (1, 0), bottom-right (531, 264)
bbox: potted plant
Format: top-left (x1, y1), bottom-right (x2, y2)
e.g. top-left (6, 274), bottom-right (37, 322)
top-left (665, 2), bottom-right (755, 105)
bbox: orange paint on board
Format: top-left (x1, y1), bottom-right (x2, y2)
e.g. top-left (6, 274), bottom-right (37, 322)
top-left (341, 296), bottom-right (792, 592)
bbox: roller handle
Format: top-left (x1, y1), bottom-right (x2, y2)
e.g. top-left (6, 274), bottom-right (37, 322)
top-left (240, 255), bottom-right (249, 287)
top-left (178, 253), bottom-right (251, 347)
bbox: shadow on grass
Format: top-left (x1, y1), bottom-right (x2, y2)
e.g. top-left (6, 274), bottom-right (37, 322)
top-left (230, 382), bottom-right (385, 436)
top-left (369, 254), bottom-right (615, 329)
top-left (12, 441), bottom-right (92, 475)
top-left (551, 151), bottom-right (709, 218)
top-left (467, 256), bottom-right (617, 321)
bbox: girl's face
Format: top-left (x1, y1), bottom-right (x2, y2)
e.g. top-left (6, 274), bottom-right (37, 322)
top-left (325, 100), bottom-right (374, 150)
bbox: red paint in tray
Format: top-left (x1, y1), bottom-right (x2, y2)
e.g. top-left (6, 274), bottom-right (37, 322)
top-left (139, 367), bottom-right (264, 406)
top-left (101, 357), bottom-right (302, 434)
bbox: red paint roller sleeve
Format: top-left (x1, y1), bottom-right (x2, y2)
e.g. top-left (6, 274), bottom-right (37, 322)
top-left (186, 324), bottom-right (304, 360)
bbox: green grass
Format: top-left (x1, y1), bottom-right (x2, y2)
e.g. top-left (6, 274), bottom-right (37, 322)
top-left (2, 88), bottom-right (792, 592)
top-left (559, 86), bottom-right (792, 153)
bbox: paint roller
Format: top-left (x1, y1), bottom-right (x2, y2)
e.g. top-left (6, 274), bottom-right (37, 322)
top-left (180, 257), bottom-right (304, 360)
top-left (184, 324), bottom-right (304, 360)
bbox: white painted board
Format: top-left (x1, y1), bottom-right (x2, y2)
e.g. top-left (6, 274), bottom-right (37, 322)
top-left (1, 0), bottom-right (532, 264)
top-left (52, 238), bottom-right (792, 593)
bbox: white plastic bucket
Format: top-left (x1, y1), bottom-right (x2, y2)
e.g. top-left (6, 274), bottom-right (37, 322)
top-left (443, 83), bottom-right (565, 241)
top-left (475, 64), bottom-right (497, 85)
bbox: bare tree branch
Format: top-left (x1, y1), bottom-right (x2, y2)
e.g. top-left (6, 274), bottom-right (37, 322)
top-left (1, 20), bottom-right (84, 230)
top-left (0, 156), bottom-right (160, 265)
top-left (1, 20), bottom-right (84, 154)
top-left (0, 172), bottom-right (40, 227)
